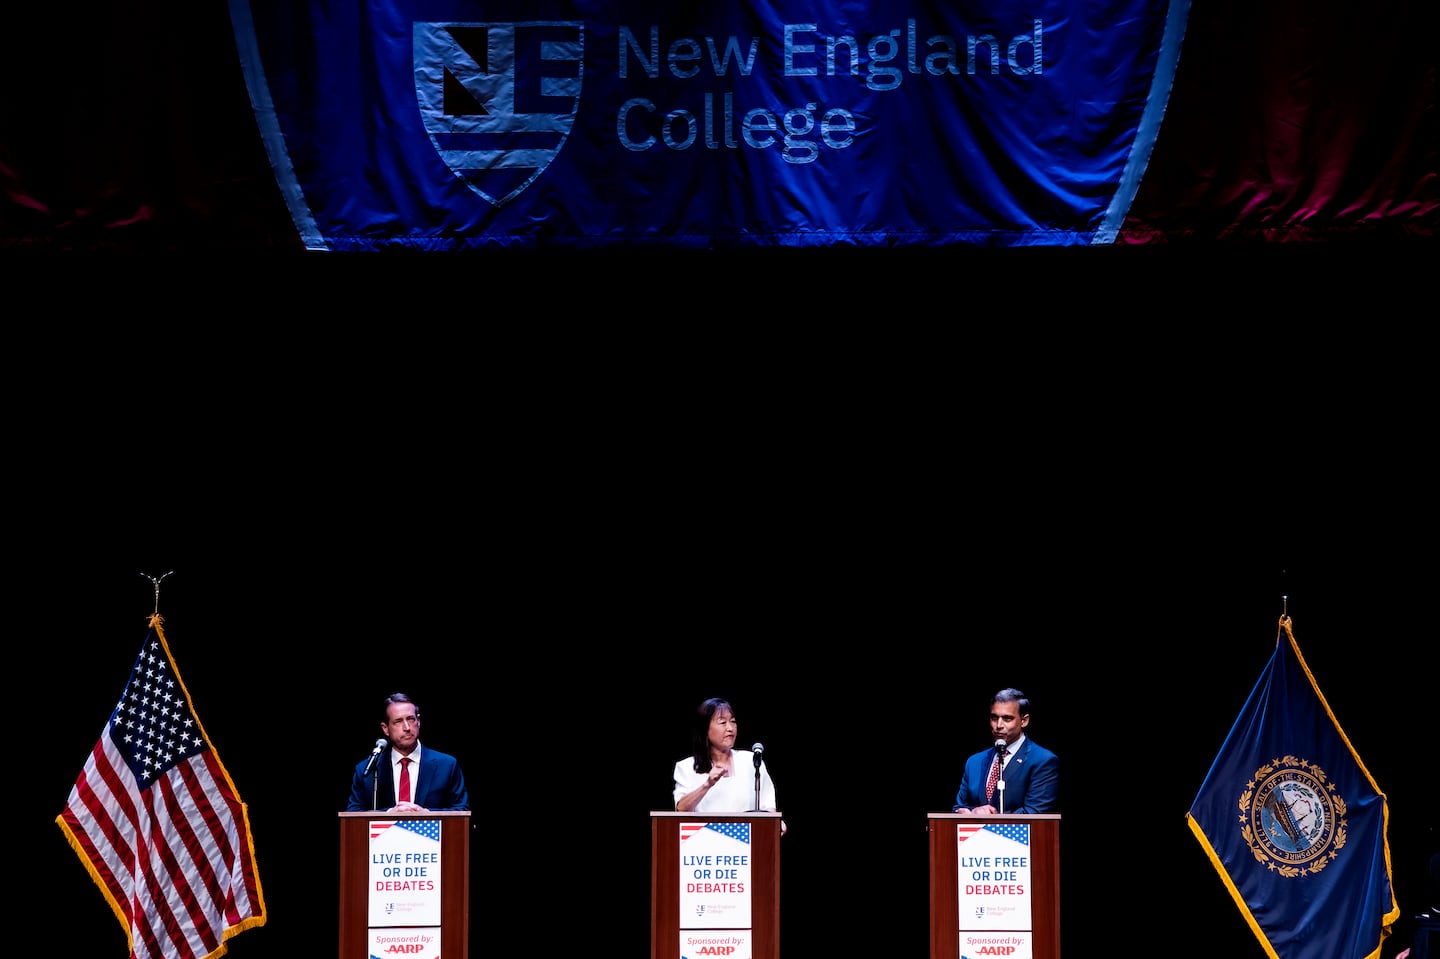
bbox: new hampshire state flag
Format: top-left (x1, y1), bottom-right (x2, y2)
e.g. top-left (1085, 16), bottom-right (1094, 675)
top-left (1186, 616), bottom-right (1399, 959)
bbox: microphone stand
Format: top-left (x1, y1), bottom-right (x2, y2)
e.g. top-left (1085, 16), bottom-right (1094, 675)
top-left (363, 740), bottom-right (387, 810)
top-left (751, 746), bottom-right (765, 811)
top-left (370, 747), bottom-right (386, 811)
top-left (993, 742), bottom-right (1007, 815)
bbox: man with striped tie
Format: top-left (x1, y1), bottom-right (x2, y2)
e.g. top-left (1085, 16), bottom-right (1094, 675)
top-left (951, 688), bottom-right (1059, 815)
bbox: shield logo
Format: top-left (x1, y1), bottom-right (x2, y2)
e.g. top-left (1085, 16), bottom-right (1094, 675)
top-left (414, 21), bottom-right (584, 207)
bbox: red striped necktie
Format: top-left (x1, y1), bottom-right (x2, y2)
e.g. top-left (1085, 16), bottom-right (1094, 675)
top-left (986, 747), bottom-right (1006, 802)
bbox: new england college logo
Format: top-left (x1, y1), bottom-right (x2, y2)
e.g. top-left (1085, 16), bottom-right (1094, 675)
top-left (414, 21), bottom-right (584, 207)
top-left (1239, 755), bottom-right (1347, 876)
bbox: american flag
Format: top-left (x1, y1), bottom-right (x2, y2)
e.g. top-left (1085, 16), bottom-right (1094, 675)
top-left (957, 823), bottom-right (1030, 845)
top-left (680, 822), bottom-right (751, 844)
top-left (56, 619), bottom-right (266, 959)
top-left (371, 820), bottom-right (441, 841)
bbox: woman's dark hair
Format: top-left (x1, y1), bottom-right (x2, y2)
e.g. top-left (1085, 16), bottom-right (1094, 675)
top-left (690, 697), bottom-right (733, 773)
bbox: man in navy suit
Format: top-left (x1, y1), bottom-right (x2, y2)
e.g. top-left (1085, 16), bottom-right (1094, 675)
top-left (347, 692), bottom-right (470, 812)
top-left (952, 688), bottom-right (1058, 815)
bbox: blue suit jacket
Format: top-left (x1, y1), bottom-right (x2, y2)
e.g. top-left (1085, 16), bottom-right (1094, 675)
top-left (952, 738), bottom-right (1059, 813)
top-left (346, 744), bottom-right (470, 811)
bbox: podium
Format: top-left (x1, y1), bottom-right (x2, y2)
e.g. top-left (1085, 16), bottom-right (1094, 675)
top-left (338, 810), bottom-right (471, 959)
top-left (650, 811), bottom-right (782, 959)
top-left (928, 813), bottom-right (1061, 959)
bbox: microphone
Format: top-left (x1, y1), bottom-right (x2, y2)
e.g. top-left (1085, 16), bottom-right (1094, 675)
top-left (751, 743), bottom-right (765, 769)
top-left (362, 738), bottom-right (387, 776)
top-left (994, 740), bottom-right (1007, 813)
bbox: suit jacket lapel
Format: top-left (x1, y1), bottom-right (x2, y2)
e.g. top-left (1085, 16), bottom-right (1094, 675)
top-left (1004, 740), bottom-right (1028, 784)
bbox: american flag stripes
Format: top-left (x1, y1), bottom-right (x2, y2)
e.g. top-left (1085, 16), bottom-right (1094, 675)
top-left (56, 618), bottom-right (266, 959)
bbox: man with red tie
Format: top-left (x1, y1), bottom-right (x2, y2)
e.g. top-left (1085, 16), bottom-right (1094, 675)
top-left (347, 692), bottom-right (470, 812)
top-left (951, 688), bottom-right (1059, 815)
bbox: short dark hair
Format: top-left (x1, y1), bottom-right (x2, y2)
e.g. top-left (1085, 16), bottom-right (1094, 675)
top-left (382, 692), bottom-right (420, 721)
top-left (992, 688), bottom-right (1031, 715)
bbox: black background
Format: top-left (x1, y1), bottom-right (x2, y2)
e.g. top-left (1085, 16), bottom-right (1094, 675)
top-left (11, 0), bottom-right (1434, 948)
top-left (27, 427), bottom-right (1435, 959)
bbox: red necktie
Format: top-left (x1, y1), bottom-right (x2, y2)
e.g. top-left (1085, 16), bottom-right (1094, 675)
top-left (986, 747), bottom-right (1006, 802)
top-left (398, 757), bottom-right (412, 803)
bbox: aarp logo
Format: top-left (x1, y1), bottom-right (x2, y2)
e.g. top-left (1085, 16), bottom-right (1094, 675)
top-left (414, 22), bottom-right (584, 207)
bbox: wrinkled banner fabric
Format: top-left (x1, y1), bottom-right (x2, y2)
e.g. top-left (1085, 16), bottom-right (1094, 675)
top-left (229, 1), bottom-right (1190, 251)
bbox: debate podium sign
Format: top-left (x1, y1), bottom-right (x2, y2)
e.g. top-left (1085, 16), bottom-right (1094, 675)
top-left (928, 813), bottom-right (1061, 959)
top-left (339, 810), bottom-right (471, 959)
top-left (651, 812), bottom-right (782, 959)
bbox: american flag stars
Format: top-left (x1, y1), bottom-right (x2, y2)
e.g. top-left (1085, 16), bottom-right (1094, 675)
top-left (111, 638), bottom-right (207, 787)
top-left (705, 822), bottom-right (751, 845)
top-left (985, 823), bottom-right (1030, 845)
top-left (398, 819), bottom-right (442, 842)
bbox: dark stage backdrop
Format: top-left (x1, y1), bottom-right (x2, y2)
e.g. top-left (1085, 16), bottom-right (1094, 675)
top-left (1, 0), bottom-right (1435, 251)
top-left (29, 498), bottom-right (1434, 958)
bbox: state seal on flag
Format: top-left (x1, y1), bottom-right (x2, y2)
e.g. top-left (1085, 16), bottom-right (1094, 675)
top-left (1239, 756), bottom-right (1348, 876)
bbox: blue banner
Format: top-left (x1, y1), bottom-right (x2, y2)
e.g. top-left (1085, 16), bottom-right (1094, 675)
top-left (230, 1), bottom-right (1189, 251)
